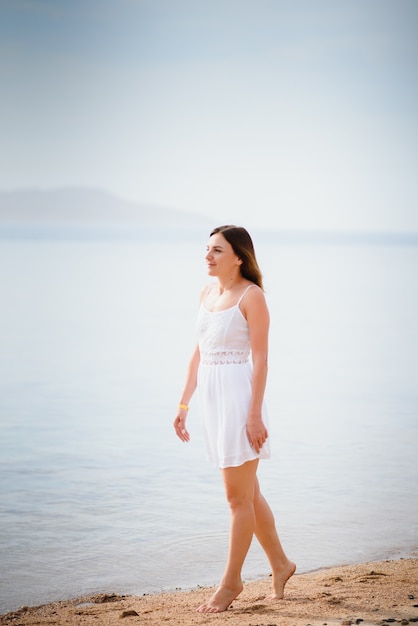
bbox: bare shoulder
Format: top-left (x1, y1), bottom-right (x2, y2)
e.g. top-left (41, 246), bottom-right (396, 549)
top-left (244, 283), bottom-right (267, 303)
top-left (240, 284), bottom-right (269, 317)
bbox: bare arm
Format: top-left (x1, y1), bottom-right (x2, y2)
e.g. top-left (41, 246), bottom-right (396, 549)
top-left (173, 343), bottom-right (200, 442)
top-left (241, 287), bottom-right (270, 453)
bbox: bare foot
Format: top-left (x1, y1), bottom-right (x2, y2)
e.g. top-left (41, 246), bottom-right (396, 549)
top-left (196, 582), bottom-right (243, 613)
top-left (266, 560), bottom-right (296, 601)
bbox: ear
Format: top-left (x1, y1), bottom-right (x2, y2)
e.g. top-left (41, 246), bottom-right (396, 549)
top-left (237, 258), bottom-right (243, 265)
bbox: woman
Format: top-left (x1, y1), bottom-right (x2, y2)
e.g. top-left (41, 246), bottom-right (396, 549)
top-left (173, 225), bottom-right (295, 613)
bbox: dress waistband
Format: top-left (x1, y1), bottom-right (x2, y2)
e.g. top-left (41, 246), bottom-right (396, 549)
top-left (200, 350), bottom-right (249, 366)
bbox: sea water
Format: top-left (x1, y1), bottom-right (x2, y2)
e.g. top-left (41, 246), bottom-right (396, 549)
top-left (0, 231), bottom-right (417, 613)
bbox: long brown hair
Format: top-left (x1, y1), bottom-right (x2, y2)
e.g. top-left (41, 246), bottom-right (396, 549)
top-left (210, 225), bottom-right (264, 290)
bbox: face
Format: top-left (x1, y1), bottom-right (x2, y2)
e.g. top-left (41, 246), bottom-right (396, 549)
top-left (205, 232), bottom-right (242, 277)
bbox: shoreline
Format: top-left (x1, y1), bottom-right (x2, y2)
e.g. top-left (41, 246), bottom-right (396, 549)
top-left (1, 557), bottom-right (417, 626)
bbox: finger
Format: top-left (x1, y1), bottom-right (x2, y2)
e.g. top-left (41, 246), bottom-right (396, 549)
top-left (177, 427), bottom-right (190, 442)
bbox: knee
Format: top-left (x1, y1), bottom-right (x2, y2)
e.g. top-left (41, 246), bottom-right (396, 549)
top-left (225, 490), bottom-right (253, 511)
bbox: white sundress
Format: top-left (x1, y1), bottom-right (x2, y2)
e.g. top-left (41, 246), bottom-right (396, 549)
top-left (196, 284), bottom-right (271, 469)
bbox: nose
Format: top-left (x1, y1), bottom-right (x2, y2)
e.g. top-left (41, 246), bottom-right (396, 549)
top-left (205, 250), bottom-right (213, 261)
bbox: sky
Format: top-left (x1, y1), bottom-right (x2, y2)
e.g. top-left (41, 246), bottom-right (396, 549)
top-left (1, 0), bottom-right (417, 232)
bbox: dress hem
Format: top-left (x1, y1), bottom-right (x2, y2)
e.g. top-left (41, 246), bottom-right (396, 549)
top-left (208, 452), bottom-right (271, 470)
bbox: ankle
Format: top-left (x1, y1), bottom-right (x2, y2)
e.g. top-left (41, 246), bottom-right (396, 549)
top-left (220, 577), bottom-right (243, 592)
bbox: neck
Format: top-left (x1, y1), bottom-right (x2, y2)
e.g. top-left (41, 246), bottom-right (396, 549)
top-left (217, 272), bottom-right (244, 294)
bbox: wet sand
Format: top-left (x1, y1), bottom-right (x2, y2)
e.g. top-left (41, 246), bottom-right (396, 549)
top-left (1, 558), bottom-right (417, 626)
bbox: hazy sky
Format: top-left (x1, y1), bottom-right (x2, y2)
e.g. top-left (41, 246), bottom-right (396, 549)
top-left (1, 0), bottom-right (417, 231)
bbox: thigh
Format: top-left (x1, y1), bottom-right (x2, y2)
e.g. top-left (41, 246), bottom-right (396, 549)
top-left (221, 459), bottom-right (259, 504)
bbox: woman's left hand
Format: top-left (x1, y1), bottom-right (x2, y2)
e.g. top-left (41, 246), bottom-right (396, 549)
top-left (246, 417), bottom-right (268, 454)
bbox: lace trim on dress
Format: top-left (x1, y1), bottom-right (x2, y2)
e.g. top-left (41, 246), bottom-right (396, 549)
top-left (201, 350), bottom-right (249, 366)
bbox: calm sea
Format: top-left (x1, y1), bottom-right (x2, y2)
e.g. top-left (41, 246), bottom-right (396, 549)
top-left (0, 228), bottom-right (417, 614)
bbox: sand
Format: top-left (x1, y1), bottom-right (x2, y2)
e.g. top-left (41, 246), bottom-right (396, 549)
top-left (1, 558), bottom-right (417, 626)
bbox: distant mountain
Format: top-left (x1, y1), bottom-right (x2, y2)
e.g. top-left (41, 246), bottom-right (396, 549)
top-left (0, 187), bottom-right (212, 227)
top-left (1, 187), bottom-right (417, 245)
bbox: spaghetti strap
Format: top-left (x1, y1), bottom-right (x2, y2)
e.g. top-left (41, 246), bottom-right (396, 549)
top-left (237, 283), bottom-right (257, 305)
top-left (202, 283), bottom-right (257, 311)
top-left (202, 283), bottom-right (215, 305)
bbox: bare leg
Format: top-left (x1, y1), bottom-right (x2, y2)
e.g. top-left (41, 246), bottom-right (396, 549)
top-left (197, 460), bottom-right (258, 613)
top-left (253, 476), bottom-right (296, 599)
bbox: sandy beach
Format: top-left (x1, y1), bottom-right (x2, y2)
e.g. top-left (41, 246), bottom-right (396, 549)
top-left (1, 557), bottom-right (417, 626)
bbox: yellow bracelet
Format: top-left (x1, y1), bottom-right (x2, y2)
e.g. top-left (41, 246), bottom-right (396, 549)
top-left (178, 403), bottom-right (189, 411)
